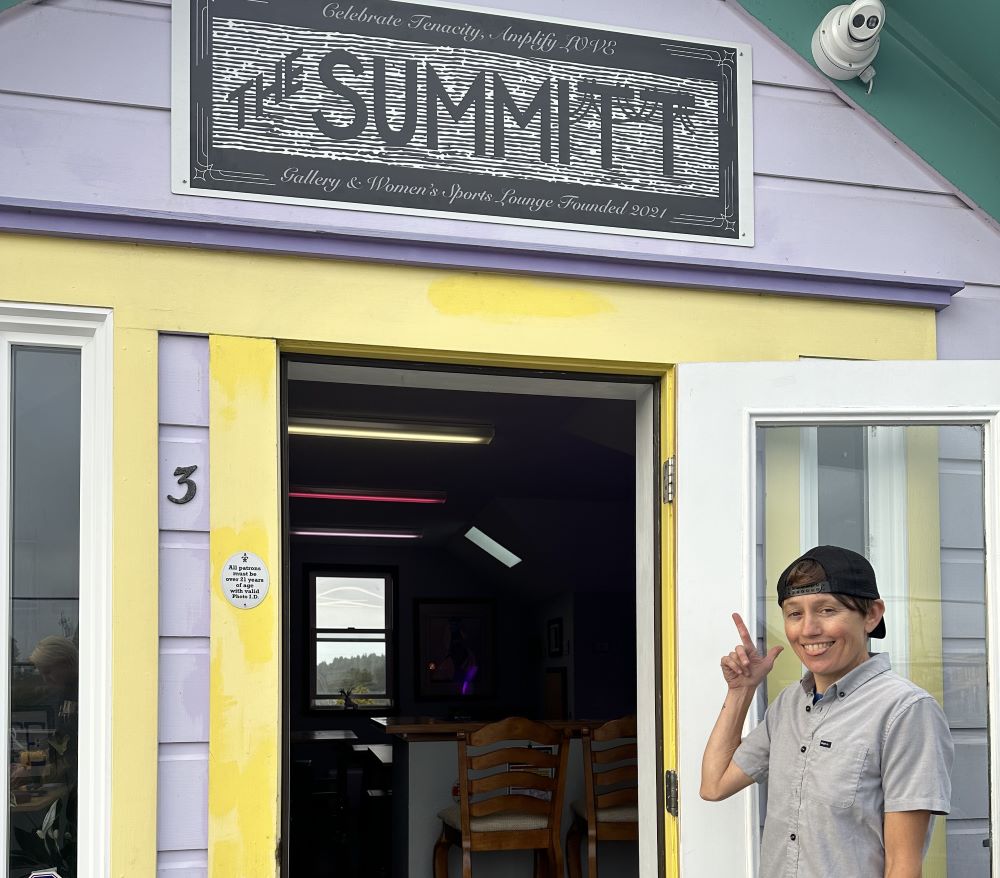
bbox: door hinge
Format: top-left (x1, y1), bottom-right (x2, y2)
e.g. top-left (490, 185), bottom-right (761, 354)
top-left (663, 457), bottom-right (675, 504)
top-left (665, 769), bottom-right (679, 816)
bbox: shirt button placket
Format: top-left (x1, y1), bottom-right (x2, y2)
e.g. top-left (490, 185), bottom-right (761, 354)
top-left (788, 698), bottom-right (815, 874)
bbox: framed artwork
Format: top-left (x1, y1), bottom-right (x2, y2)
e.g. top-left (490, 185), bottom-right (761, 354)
top-left (547, 618), bottom-right (563, 658)
top-left (415, 599), bottom-right (495, 700)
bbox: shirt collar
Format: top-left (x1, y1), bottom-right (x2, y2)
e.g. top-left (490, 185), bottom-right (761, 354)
top-left (798, 652), bottom-right (892, 699)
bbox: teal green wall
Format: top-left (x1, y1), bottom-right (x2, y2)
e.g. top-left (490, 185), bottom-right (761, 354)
top-left (737, 0), bottom-right (1000, 227)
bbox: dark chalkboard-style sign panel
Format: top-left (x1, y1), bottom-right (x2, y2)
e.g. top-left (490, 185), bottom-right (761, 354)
top-left (172, 0), bottom-right (753, 244)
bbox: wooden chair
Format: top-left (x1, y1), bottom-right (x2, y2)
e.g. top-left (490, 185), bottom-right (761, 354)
top-left (432, 717), bottom-right (570, 878)
top-left (566, 716), bottom-right (638, 878)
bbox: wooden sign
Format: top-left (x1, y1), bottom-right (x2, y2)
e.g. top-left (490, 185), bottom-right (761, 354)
top-left (172, 0), bottom-right (753, 243)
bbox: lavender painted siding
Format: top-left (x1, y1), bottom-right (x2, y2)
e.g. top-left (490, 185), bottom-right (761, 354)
top-left (0, 91), bottom-right (993, 287)
top-left (938, 285), bottom-right (1000, 360)
top-left (160, 535), bottom-right (210, 638)
top-left (159, 338), bottom-right (209, 426)
top-left (0, 0), bottom-right (999, 304)
top-left (159, 428), bottom-right (209, 531)
top-left (157, 334), bottom-right (209, 878)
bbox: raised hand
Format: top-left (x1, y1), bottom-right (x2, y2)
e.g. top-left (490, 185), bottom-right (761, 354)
top-left (721, 613), bottom-right (783, 690)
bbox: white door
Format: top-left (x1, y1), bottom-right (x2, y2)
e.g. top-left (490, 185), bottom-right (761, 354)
top-left (676, 360), bottom-right (1000, 877)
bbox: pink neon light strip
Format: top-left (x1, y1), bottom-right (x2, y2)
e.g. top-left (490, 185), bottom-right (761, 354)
top-left (289, 491), bottom-right (445, 504)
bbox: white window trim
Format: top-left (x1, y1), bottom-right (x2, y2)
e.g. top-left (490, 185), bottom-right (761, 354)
top-left (865, 426), bottom-right (910, 673)
top-left (798, 426), bottom-right (819, 548)
top-left (0, 302), bottom-right (113, 878)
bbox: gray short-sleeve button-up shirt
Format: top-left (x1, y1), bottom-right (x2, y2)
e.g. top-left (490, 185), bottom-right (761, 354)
top-left (733, 653), bottom-right (953, 877)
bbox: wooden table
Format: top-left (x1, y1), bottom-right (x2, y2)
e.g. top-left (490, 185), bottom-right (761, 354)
top-left (372, 716), bottom-right (608, 742)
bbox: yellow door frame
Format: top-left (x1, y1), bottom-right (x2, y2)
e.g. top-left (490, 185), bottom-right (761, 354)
top-left (207, 339), bottom-right (678, 877)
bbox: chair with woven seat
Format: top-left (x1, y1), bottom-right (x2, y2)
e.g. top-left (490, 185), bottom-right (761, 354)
top-left (432, 717), bottom-right (570, 878)
top-left (566, 715), bottom-right (638, 878)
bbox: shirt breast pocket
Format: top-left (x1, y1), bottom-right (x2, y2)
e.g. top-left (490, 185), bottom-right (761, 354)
top-left (809, 743), bottom-right (869, 809)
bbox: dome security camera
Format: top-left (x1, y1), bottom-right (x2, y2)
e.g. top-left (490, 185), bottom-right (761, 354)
top-left (811, 0), bottom-right (885, 93)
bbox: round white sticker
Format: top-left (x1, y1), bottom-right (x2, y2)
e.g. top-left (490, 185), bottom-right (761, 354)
top-left (221, 551), bottom-right (270, 609)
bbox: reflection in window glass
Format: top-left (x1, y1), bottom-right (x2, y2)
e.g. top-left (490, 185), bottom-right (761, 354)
top-left (757, 424), bottom-right (988, 877)
top-left (9, 347), bottom-right (80, 878)
top-left (816, 426), bottom-right (867, 553)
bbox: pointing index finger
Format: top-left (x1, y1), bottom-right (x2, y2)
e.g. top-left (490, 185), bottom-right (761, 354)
top-left (732, 613), bottom-right (756, 652)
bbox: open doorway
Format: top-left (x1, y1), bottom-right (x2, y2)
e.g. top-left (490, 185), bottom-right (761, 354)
top-left (281, 358), bottom-right (660, 878)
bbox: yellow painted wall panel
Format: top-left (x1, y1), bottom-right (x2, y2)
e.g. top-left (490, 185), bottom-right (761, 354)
top-left (111, 327), bottom-right (159, 878)
top-left (0, 232), bottom-right (940, 877)
top-left (763, 427), bottom-right (804, 696)
top-left (208, 337), bottom-right (281, 878)
top-left (905, 427), bottom-right (947, 877)
top-left (0, 235), bottom-right (935, 368)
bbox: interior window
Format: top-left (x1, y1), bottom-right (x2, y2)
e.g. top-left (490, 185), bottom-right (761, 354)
top-left (310, 572), bottom-right (393, 709)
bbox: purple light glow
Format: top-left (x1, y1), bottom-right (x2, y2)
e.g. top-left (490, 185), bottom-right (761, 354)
top-left (460, 663), bottom-right (479, 696)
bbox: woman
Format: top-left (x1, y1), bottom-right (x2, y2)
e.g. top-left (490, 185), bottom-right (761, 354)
top-left (700, 546), bottom-right (953, 878)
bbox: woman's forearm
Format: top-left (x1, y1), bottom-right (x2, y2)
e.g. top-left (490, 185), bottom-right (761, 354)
top-left (700, 687), bottom-right (756, 801)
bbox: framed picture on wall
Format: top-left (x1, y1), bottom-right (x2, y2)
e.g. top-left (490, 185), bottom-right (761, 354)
top-left (415, 600), bottom-right (496, 700)
top-left (547, 618), bottom-right (563, 658)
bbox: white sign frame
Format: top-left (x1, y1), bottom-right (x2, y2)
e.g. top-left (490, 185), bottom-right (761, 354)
top-left (170, 0), bottom-right (754, 245)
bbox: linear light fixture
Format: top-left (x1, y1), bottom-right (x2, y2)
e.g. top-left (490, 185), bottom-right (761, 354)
top-left (289, 487), bottom-right (447, 504)
top-left (464, 526), bottom-right (521, 568)
top-left (291, 527), bottom-right (423, 540)
top-left (288, 417), bottom-right (494, 445)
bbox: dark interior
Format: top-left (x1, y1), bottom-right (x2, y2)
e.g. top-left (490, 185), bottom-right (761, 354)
top-left (284, 359), bottom-right (639, 877)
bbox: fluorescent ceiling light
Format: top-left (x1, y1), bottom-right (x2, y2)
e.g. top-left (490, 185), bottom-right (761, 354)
top-left (288, 417), bottom-right (494, 445)
top-left (464, 526), bottom-right (521, 568)
top-left (289, 487), bottom-right (446, 504)
top-left (292, 528), bottom-right (422, 540)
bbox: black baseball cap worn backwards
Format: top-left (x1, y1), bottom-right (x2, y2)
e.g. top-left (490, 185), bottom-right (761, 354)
top-left (777, 545), bottom-right (886, 639)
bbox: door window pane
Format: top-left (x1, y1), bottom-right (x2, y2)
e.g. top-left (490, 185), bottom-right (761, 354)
top-left (9, 346), bottom-right (80, 878)
top-left (816, 426), bottom-right (867, 552)
top-left (757, 424), bottom-right (988, 877)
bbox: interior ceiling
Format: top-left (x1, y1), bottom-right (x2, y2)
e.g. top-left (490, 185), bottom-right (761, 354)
top-left (286, 368), bottom-right (637, 595)
top-left (736, 0), bottom-right (1000, 228)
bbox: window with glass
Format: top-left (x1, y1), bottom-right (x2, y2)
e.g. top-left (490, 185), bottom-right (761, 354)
top-left (756, 424), bottom-right (988, 877)
top-left (310, 571), bottom-right (393, 709)
top-left (7, 346), bottom-right (81, 878)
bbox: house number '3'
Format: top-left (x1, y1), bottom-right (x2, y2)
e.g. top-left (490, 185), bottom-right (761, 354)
top-left (167, 465), bottom-right (198, 504)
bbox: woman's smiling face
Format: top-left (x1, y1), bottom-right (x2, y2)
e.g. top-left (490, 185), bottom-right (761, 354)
top-left (781, 593), bottom-right (885, 693)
